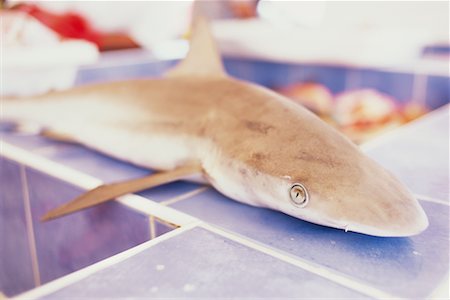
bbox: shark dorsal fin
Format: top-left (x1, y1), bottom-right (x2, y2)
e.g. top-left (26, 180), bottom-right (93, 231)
top-left (166, 16), bottom-right (226, 78)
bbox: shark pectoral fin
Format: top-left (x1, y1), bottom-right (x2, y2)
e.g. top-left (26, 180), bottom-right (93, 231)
top-left (165, 15), bottom-right (226, 78)
top-left (41, 163), bottom-right (203, 222)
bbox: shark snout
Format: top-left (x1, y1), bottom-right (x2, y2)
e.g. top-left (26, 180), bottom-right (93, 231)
top-left (337, 175), bottom-right (429, 237)
top-left (345, 200), bottom-right (429, 237)
top-left (304, 159), bottom-right (430, 237)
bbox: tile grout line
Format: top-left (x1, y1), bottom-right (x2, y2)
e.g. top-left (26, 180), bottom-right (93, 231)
top-left (159, 186), bottom-right (210, 206)
top-left (2, 136), bottom-right (447, 298)
top-left (411, 65), bottom-right (428, 107)
top-left (19, 165), bottom-right (41, 287)
top-left (149, 215), bottom-right (156, 239)
top-left (1, 142), bottom-right (102, 189)
top-left (152, 217), bottom-right (179, 230)
top-left (13, 222), bottom-right (202, 300)
top-left (1, 142), bottom-right (198, 226)
top-left (200, 223), bottom-right (397, 300)
top-left (116, 194), bottom-right (198, 226)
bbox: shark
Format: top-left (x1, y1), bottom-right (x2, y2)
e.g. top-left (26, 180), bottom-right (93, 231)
top-left (2, 17), bottom-right (428, 237)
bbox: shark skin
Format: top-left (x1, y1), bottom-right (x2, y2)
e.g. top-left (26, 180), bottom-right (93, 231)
top-left (2, 18), bottom-right (428, 237)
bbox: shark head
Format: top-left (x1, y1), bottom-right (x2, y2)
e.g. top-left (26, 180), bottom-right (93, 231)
top-left (238, 130), bottom-right (429, 237)
top-left (205, 132), bottom-right (428, 238)
top-left (274, 160), bottom-right (429, 237)
top-left (199, 80), bottom-right (429, 238)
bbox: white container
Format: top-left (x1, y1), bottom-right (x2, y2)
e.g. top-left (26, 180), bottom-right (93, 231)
top-left (1, 11), bottom-right (99, 97)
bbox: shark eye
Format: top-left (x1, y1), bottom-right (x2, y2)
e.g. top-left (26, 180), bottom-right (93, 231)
top-left (290, 183), bottom-right (309, 208)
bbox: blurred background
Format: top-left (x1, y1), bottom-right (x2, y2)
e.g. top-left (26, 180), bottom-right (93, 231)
top-left (2, 0), bottom-right (449, 143)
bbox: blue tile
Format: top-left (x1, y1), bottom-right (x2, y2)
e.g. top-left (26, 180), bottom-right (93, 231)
top-left (0, 158), bottom-right (35, 297)
top-left (74, 50), bottom-right (445, 111)
top-left (288, 64), bottom-right (348, 94)
top-left (224, 58), bottom-right (289, 87)
top-left (171, 189), bottom-right (449, 299)
top-left (153, 218), bottom-right (176, 237)
top-left (41, 227), bottom-right (369, 299)
top-left (365, 107), bottom-right (449, 202)
top-left (75, 60), bottom-right (176, 86)
top-left (0, 131), bottom-right (56, 151)
top-left (0, 121), bottom-right (17, 132)
top-left (25, 167), bottom-right (151, 284)
top-left (422, 44), bottom-right (450, 56)
top-left (137, 181), bottom-right (202, 203)
top-left (425, 75), bottom-right (450, 109)
top-left (224, 58), bottom-right (348, 93)
top-left (353, 68), bottom-right (415, 103)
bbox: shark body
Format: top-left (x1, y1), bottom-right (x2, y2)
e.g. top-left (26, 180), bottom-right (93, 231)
top-left (2, 18), bottom-right (428, 236)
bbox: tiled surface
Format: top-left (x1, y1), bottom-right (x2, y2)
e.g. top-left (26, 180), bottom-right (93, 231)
top-left (168, 107), bottom-right (449, 298)
top-left (171, 189), bottom-right (449, 299)
top-left (0, 131), bottom-right (56, 152)
top-left (40, 227), bottom-right (369, 299)
top-left (0, 131), bottom-right (202, 202)
top-left (0, 158), bottom-right (35, 297)
top-left (75, 60), bottom-right (176, 86)
top-left (2, 53), bottom-right (449, 298)
top-left (137, 181), bottom-right (202, 203)
top-left (422, 44), bottom-right (450, 55)
top-left (365, 106), bottom-right (449, 202)
top-left (350, 69), bottom-right (415, 103)
top-left (153, 218), bottom-right (177, 238)
top-left (225, 58), bottom-right (348, 93)
top-left (73, 51), bottom-right (449, 110)
top-left (25, 167), bottom-right (151, 284)
top-left (426, 75), bottom-right (450, 109)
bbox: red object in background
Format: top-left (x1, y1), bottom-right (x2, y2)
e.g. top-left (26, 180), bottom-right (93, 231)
top-left (229, 0), bottom-right (258, 18)
top-left (15, 4), bottom-right (139, 51)
top-left (17, 4), bottom-right (101, 46)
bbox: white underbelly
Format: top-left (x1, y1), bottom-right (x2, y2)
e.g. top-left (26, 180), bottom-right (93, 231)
top-left (66, 123), bottom-right (198, 171)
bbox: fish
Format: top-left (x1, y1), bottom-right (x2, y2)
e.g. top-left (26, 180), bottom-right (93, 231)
top-left (2, 17), bottom-right (428, 237)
